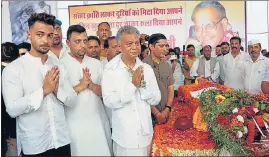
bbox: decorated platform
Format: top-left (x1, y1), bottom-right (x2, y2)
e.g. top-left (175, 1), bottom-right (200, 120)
top-left (151, 78), bottom-right (269, 156)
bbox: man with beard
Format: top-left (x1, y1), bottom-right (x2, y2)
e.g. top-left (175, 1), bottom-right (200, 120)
top-left (87, 36), bottom-right (102, 60)
top-left (48, 19), bottom-right (70, 60)
top-left (223, 37), bottom-right (247, 90)
top-left (96, 22), bottom-right (112, 58)
top-left (2, 13), bottom-right (77, 156)
top-left (243, 39), bottom-right (269, 94)
top-left (190, 45), bottom-right (220, 82)
top-left (143, 33), bottom-right (174, 126)
top-left (61, 25), bottom-right (112, 156)
top-left (101, 26), bottom-right (160, 156)
top-left (221, 42), bottom-right (230, 55)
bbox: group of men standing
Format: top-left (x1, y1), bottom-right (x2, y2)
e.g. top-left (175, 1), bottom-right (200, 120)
top-left (2, 11), bottom-right (269, 157)
top-left (181, 36), bottom-right (269, 95)
top-left (2, 12), bottom-right (177, 156)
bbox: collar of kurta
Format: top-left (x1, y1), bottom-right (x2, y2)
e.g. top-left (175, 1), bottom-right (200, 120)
top-left (105, 53), bottom-right (143, 70)
top-left (246, 52), bottom-right (265, 63)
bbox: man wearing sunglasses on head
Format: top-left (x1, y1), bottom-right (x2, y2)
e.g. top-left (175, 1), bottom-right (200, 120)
top-left (18, 42), bottom-right (31, 56)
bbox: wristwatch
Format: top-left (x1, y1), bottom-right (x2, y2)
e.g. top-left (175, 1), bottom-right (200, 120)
top-left (165, 106), bottom-right (172, 112)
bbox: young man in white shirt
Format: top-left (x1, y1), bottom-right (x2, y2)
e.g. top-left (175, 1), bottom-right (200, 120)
top-left (62, 25), bottom-right (112, 156)
top-left (47, 18), bottom-right (70, 61)
top-left (190, 45), bottom-right (220, 82)
top-left (223, 37), bottom-right (247, 90)
top-left (2, 13), bottom-right (77, 156)
top-left (101, 26), bottom-right (161, 156)
top-left (243, 39), bottom-right (269, 94)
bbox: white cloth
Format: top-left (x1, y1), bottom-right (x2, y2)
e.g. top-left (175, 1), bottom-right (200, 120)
top-left (216, 55), bottom-right (225, 82)
top-left (47, 44), bottom-right (70, 61)
top-left (61, 55), bottom-right (112, 156)
top-left (168, 62), bottom-right (184, 90)
top-left (263, 66), bottom-right (269, 82)
top-left (100, 57), bottom-right (112, 128)
top-left (190, 58), bottom-right (220, 82)
top-left (101, 54), bottom-right (161, 149)
top-left (243, 53), bottom-right (269, 94)
top-left (223, 52), bottom-right (247, 90)
top-left (2, 53), bottom-right (77, 155)
top-left (113, 141), bottom-right (151, 156)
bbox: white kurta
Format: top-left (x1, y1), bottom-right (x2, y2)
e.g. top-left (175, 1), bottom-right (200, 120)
top-left (223, 52), bottom-right (247, 90)
top-left (243, 53), bottom-right (269, 94)
top-left (61, 54), bottom-right (112, 156)
top-left (190, 58), bottom-right (220, 82)
top-left (2, 53), bottom-right (77, 155)
top-left (101, 54), bottom-right (161, 153)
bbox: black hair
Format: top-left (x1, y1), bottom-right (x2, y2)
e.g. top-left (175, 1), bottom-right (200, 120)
top-left (1, 42), bottom-right (19, 62)
top-left (221, 42), bottom-right (230, 46)
top-left (104, 36), bottom-right (116, 49)
top-left (18, 42), bottom-right (31, 51)
top-left (139, 45), bottom-right (148, 60)
top-left (216, 45), bottom-right (221, 48)
top-left (67, 25), bottom-right (86, 40)
top-left (98, 22), bottom-right (111, 29)
top-left (230, 36), bottom-right (241, 44)
top-left (28, 12), bottom-right (55, 28)
top-left (87, 36), bottom-right (101, 46)
top-left (187, 44), bottom-right (195, 49)
top-left (148, 33), bottom-right (167, 45)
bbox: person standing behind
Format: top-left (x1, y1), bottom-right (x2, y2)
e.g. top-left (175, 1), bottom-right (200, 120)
top-left (102, 36), bottom-right (120, 68)
top-left (223, 37), bottom-right (247, 90)
top-left (18, 42), bottom-right (31, 56)
top-left (1, 42), bottom-right (19, 157)
top-left (96, 22), bottom-right (112, 59)
top-left (143, 33), bottom-right (174, 126)
top-left (62, 25), bottom-right (112, 156)
top-left (48, 19), bottom-right (70, 61)
top-left (182, 44), bottom-right (199, 84)
top-left (2, 13), bottom-right (77, 156)
top-left (190, 45), bottom-right (220, 82)
top-left (216, 45), bottom-right (225, 84)
top-left (220, 42), bottom-right (230, 55)
top-left (243, 39), bottom-right (269, 94)
top-left (87, 36), bottom-right (102, 60)
top-left (102, 26), bottom-right (161, 156)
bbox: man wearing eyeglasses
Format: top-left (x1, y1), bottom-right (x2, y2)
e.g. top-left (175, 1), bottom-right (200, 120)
top-left (186, 1), bottom-right (234, 57)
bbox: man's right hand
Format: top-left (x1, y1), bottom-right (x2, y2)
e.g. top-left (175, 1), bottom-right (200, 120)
top-left (132, 66), bottom-right (143, 88)
top-left (43, 66), bottom-right (59, 96)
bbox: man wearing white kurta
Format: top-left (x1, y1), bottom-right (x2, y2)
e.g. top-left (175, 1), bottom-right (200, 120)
top-left (243, 39), bottom-right (269, 94)
top-left (190, 45), bottom-right (220, 82)
top-left (223, 37), bottom-right (247, 90)
top-left (2, 13), bottom-right (77, 156)
top-left (102, 26), bottom-right (161, 156)
top-left (62, 25), bottom-right (112, 156)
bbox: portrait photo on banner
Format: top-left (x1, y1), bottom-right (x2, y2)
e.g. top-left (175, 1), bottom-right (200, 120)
top-left (69, 0), bottom-right (245, 56)
top-left (9, 1), bottom-right (52, 45)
